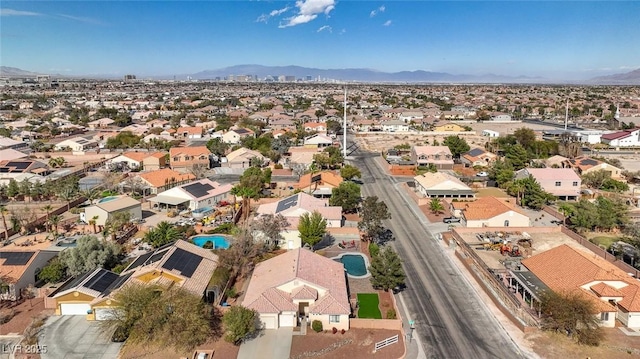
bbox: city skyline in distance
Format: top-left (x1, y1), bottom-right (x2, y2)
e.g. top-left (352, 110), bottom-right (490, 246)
top-left (1, 1), bottom-right (639, 81)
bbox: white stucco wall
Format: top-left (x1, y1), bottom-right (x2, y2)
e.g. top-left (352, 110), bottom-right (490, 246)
top-left (309, 313), bottom-right (349, 331)
top-left (465, 211), bottom-right (530, 228)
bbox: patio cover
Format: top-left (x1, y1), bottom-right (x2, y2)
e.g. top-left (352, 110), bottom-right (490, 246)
top-left (147, 195), bottom-right (188, 206)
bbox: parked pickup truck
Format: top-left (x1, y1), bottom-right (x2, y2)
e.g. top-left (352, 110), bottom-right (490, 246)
top-left (443, 217), bottom-right (461, 224)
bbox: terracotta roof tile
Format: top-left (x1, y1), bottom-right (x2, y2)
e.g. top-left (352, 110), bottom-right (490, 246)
top-left (138, 168), bottom-right (195, 188)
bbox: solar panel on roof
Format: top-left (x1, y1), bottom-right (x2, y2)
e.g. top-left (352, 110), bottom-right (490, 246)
top-left (6, 161), bottom-right (31, 170)
top-left (275, 195), bottom-right (298, 213)
top-left (581, 159), bottom-right (598, 166)
top-left (0, 251), bottom-right (35, 265)
top-left (48, 271), bottom-right (93, 297)
top-left (468, 148), bottom-right (484, 157)
top-left (311, 174), bottom-right (321, 183)
top-left (102, 272), bottom-right (133, 296)
top-left (162, 248), bottom-right (202, 278)
top-left (183, 182), bottom-right (214, 198)
top-left (146, 248), bottom-right (171, 265)
top-left (125, 252), bottom-right (153, 272)
top-left (85, 270), bottom-right (120, 293)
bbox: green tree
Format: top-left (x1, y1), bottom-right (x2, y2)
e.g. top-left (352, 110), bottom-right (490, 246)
top-left (37, 257), bottom-right (68, 283)
top-left (443, 135), bottom-right (470, 158)
top-left (103, 211), bottom-right (132, 242)
top-left (581, 170), bottom-right (609, 189)
top-left (358, 196), bottom-right (391, 241)
top-left (6, 179), bottom-right (19, 200)
top-left (103, 285), bottom-right (212, 352)
top-left (505, 144), bottom-right (530, 170)
top-left (513, 128), bottom-right (537, 149)
top-left (540, 291), bottom-right (603, 346)
top-left (297, 211), bottom-right (327, 250)
top-left (558, 203), bottom-right (574, 225)
top-left (489, 159), bottom-right (515, 188)
top-left (515, 176), bottom-right (555, 210)
top-left (144, 221), bottom-right (181, 248)
top-left (105, 131), bottom-right (141, 149)
top-left (222, 305), bottom-right (259, 345)
top-left (369, 247), bottom-right (406, 291)
top-left (329, 181), bottom-right (361, 213)
top-left (59, 236), bottom-right (121, 277)
top-left (340, 164), bottom-right (362, 181)
top-left (251, 214), bottom-right (289, 250)
top-left (232, 185), bottom-right (259, 221)
top-left (206, 137), bottom-right (229, 157)
top-left (428, 198), bottom-right (444, 215)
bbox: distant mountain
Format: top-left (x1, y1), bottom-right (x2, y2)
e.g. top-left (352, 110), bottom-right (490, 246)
top-left (190, 64), bottom-right (545, 84)
top-left (0, 66), bottom-right (43, 78)
top-left (589, 68), bottom-right (640, 85)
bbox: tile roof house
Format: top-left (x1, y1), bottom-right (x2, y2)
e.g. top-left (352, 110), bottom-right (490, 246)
top-left (411, 146), bottom-right (454, 170)
top-left (515, 168), bottom-right (581, 200)
top-left (135, 168), bottom-right (196, 194)
top-left (108, 151), bottom-right (167, 171)
top-left (451, 197), bottom-right (529, 227)
top-left (287, 147), bottom-right (320, 169)
top-left (563, 156), bottom-right (624, 180)
top-left (223, 147), bottom-right (266, 169)
top-left (1, 248), bottom-right (60, 301)
top-left (0, 148), bottom-right (28, 162)
top-left (222, 128), bottom-right (255, 144)
top-left (461, 148), bottom-right (497, 168)
top-left (256, 192), bottom-right (343, 250)
top-left (82, 195), bottom-right (142, 226)
top-left (169, 146), bottom-right (211, 172)
top-left (54, 137), bottom-right (98, 152)
top-left (49, 240), bottom-right (218, 319)
top-left (242, 248), bottom-right (350, 330)
top-left (303, 122), bottom-right (327, 133)
top-left (175, 126), bottom-right (203, 140)
top-left (297, 171), bottom-right (343, 198)
top-left (521, 244), bottom-right (640, 328)
top-left (413, 172), bottom-right (475, 199)
top-left (148, 178), bottom-right (233, 212)
top-left (303, 133), bottom-right (334, 148)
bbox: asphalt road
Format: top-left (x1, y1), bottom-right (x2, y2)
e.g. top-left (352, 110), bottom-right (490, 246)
top-left (347, 143), bottom-right (523, 359)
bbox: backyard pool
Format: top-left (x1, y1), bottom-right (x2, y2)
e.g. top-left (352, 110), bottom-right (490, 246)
top-left (191, 235), bottom-right (231, 249)
top-left (332, 253), bottom-right (370, 278)
top-left (98, 196), bottom-right (118, 203)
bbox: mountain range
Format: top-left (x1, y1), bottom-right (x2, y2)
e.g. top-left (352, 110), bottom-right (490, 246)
top-left (2, 65), bottom-right (639, 85)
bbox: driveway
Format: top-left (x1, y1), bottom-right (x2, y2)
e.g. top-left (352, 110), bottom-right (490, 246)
top-left (39, 316), bottom-right (122, 359)
top-left (237, 327), bottom-right (293, 359)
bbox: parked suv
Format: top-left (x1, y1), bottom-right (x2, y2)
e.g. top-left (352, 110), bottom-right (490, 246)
top-left (443, 217), bottom-right (461, 224)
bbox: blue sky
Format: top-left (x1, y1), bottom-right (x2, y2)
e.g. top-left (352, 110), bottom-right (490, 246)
top-left (1, 1), bottom-right (639, 80)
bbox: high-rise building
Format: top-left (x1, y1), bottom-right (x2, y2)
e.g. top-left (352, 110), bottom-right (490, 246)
top-left (124, 74), bottom-right (136, 82)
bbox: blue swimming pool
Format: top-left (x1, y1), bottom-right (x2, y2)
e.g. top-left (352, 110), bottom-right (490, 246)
top-left (192, 235), bottom-right (231, 249)
top-left (332, 253), bottom-right (370, 278)
top-left (98, 196), bottom-right (118, 203)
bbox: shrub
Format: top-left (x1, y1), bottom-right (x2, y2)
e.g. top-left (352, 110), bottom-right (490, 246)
top-left (369, 242), bottom-right (380, 257)
top-left (386, 309), bottom-right (397, 319)
top-left (226, 287), bottom-right (237, 299)
top-left (312, 320), bottom-right (323, 332)
top-left (0, 308), bottom-right (15, 324)
top-left (332, 327), bottom-right (338, 334)
top-left (341, 329), bottom-right (345, 335)
top-left (274, 164), bottom-right (283, 169)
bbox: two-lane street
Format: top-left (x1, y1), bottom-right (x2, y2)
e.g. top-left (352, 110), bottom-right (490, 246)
top-left (347, 142), bottom-right (523, 359)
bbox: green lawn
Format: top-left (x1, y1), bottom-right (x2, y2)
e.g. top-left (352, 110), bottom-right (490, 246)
top-left (589, 236), bottom-right (622, 250)
top-left (357, 293), bottom-right (382, 319)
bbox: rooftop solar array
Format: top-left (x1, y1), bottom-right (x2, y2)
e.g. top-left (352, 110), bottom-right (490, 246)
top-left (147, 248), bottom-right (171, 265)
top-left (124, 251), bottom-right (153, 272)
top-left (0, 251), bottom-right (35, 265)
top-left (85, 269), bottom-right (120, 293)
top-left (275, 195), bottom-right (298, 213)
top-left (102, 272), bottom-right (133, 296)
top-left (162, 247), bottom-right (202, 278)
top-left (235, 128), bottom-right (250, 134)
top-left (581, 159), bottom-right (599, 166)
top-left (183, 182), bottom-right (214, 198)
top-left (468, 148), bottom-right (485, 157)
top-left (5, 161), bottom-right (31, 170)
top-left (48, 270), bottom-right (93, 297)
top-left (311, 174), bottom-right (322, 183)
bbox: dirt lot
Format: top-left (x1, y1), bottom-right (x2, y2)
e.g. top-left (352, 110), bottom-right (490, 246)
top-left (290, 328), bottom-right (404, 359)
top-left (120, 334), bottom-right (239, 359)
top-left (526, 329), bottom-right (640, 359)
top-left (0, 298), bottom-right (51, 335)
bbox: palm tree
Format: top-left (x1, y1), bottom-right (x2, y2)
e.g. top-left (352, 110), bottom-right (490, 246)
top-left (558, 203), bottom-right (574, 226)
top-left (0, 205), bottom-right (9, 244)
top-left (507, 180), bottom-right (526, 206)
top-left (48, 215), bottom-right (61, 236)
top-left (80, 188), bottom-right (101, 205)
top-left (144, 221), bottom-right (180, 248)
top-left (233, 186), bottom-right (258, 222)
top-left (89, 215), bottom-right (99, 234)
top-left (42, 204), bottom-right (53, 224)
top-left (429, 198), bottom-right (445, 215)
top-left (103, 211), bottom-right (131, 241)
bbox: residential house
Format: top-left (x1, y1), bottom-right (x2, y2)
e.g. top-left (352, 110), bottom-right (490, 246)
top-left (411, 146), bottom-right (454, 170)
top-left (49, 240), bottom-right (218, 318)
top-left (242, 248), bottom-right (350, 330)
top-left (563, 156), bottom-right (624, 180)
top-left (461, 148), bottom-right (497, 167)
top-left (601, 128), bottom-right (640, 147)
top-left (303, 122), bottom-right (327, 133)
top-left (82, 195), bottom-right (142, 226)
top-left (87, 118), bottom-right (115, 130)
top-left (108, 151), bottom-right (167, 171)
top-left (54, 137), bottom-right (98, 152)
top-left (268, 118), bottom-right (296, 132)
top-left (223, 147), bottom-right (266, 169)
top-left (451, 197), bottom-right (529, 227)
top-left (135, 168), bottom-right (195, 195)
top-left (255, 192), bottom-right (343, 250)
top-left (222, 128), bottom-right (254, 144)
top-left (515, 168), bottom-right (581, 201)
top-left (1, 247), bottom-right (60, 301)
top-left (482, 129), bottom-right (500, 137)
top-left (544, 155), bottom-right (569, 169)
top-left (521, 244), bottom-right (640, 328)
top-left (169, 146), bottom-right (211, 172)
top-left (303, 134), bottom-right (334, 148)
top-left (0, 149), bottom-right (27, 162)
top-left (0, 137), bottom-right (28, 150)
top-left (433, 123), bottom-right (467, 132)
top-left (297, 171), bottom-right (343, 198)
top-left (398, 111), bottom-right (424, 123)
top-left (149, 178), bottom-right (233, 212)
top-left (287, 147), bottom-right (319, 169)
top-left (381, 120), bottom-right (410, 132)
top-left (490, 113), bottom-right (514, 122)
top-left (352, 119), bottom-right (378, 132)
top-left (413, 172), bottom-right (475, 199)
top-left (175, 126), bottom-right (203, 140)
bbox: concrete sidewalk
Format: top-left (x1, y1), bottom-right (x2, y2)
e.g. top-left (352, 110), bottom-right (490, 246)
top-left (394, 292), bottom-right (427, 359)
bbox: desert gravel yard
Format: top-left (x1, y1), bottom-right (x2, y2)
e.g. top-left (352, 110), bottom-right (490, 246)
top-left (289, 328), bottom-right (404, 359)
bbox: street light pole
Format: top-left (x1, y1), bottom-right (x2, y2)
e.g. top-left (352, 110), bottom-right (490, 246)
top-left (407, 319), bottom-right (415, 343)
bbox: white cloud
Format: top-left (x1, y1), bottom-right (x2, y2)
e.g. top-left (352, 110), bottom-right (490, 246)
top-left (317, 25), bottom-right (332, 33)
top-left (370, 5), bottom-right (385, 17)
top-left (383, 20), bottom-right (392, 26)
top-left (1, 8), bottom-right (42, 16)
top-left (279, 0), bottom-right (336, 28)
top-left (257, 6), bottom-right (290, 23)
top-left (58, 14), bottom-right (104, 25)
top-left (339, 28), bottom-right (346, 35)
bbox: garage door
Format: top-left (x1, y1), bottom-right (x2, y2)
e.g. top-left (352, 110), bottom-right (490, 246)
top-left (260, 315), bottom-right (277, 329)
top-left (94, 308), bottom-right (117, 321)
top-left (279, 313), bottom-right (295, 327)
top-left (60, 303), bottom-right (91, 315)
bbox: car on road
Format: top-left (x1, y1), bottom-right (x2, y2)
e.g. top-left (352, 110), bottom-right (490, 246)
top-left (476, 171), bottom-right (489, 177)
top-left (443, 217), bottom-right (461, 224)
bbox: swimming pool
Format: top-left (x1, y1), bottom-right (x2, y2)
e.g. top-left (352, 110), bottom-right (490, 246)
top-left (332, 253), bottom-right (371, 278)
top-left (98, 196), bottom-right (118, 203)
top-left (191, 207), bottom-right (213, 219)
top-left (191, 235), bottom-right (231, 249)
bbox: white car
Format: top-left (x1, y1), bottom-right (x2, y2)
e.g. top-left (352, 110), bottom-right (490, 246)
top-left (476, 171), bottom-right (489, 177)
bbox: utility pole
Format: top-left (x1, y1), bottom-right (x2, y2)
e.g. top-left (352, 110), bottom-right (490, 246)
top-left (343, 87), bottom-right (347, 158)
top-left (564, 99), bottom-right (569, 131)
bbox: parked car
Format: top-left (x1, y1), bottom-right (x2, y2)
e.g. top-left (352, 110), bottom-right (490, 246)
top-left (476, 171), bottom-right (489, 177)
top-left (443, 217), bottom-right (461, 224)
